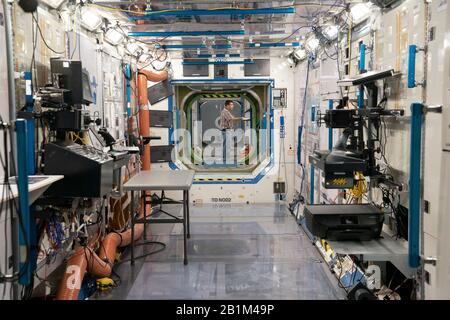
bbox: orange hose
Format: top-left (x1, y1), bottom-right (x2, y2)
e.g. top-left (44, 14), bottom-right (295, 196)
top-left (55, 247), bottom-right (88, 300)
top-left (137, 69), bottom-right (168, 171)
top-left (56, 199), bottom-right (149, 300)
top-left (56, 65), bottom-right (166, 300)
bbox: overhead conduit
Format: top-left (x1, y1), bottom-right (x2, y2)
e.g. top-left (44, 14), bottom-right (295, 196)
top-left (56, 67), bottom-right (168, 300)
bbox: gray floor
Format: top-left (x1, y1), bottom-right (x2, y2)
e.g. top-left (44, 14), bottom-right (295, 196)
top-left (93, 203), bottom-right (345, 300)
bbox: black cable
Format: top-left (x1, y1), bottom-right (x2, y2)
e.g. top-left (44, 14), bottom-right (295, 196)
top-left (298, 59), bottom-right (311, 198)
top-left (32, 13), bottom-right (65, 55)
top-left (114, 241), bottom-right (166, 266)
top-left (30, 13), bottom-right (38, 89)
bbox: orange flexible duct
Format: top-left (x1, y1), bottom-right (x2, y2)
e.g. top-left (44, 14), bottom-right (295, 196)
top-left (56, 200), bottom-right (151, 300)
top-left (56, 66), bottom-right (166, 300)
top-left (137, 69), bottom-right (168, 171)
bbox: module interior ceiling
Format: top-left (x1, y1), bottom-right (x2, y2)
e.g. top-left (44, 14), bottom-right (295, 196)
top-left (95, 0), bottom-right (345, 56)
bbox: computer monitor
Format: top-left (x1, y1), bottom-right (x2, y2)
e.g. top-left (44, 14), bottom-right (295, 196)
top-left (149, 110), bottom-right (173, 128)
top-left (244, 59), bottom-right (270, 76)
top-left (50, 58), bottom-right (93, 106)
top-left (82, 70), bottom-right (94, 105)
top-left (50, 58), bottom-right (83, 106)
top-left (183, 59), bottom-right (209, 77)
top-left (148, 79), bottom-right (174, 105)
top-left (150, 145), bottom-right (174, 163)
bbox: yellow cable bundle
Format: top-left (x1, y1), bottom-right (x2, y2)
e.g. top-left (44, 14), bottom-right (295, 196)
top-left (348, 172), bottom-right (367, 203)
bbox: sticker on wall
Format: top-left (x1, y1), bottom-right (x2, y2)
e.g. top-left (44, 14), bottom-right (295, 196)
top-left (211, 197), bottom-right (232, 203)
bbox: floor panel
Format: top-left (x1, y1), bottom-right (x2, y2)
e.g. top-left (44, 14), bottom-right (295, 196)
top-left (92, 203), bottom-right (345, 300)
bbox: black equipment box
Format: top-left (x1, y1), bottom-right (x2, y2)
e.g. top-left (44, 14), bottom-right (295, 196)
top-left (304, 204), bottom-right (384, 241)
top-left (310, 150), bottom-right (367, 189)
top-left (50, 58), bottom-right (93, 106)
top-left (150, 145), bottom-right (174, 163)
top-left (148, 79), bottom-right (174, 105)
top-left (43, 142), bottom-right (113, 198)
top-left (149, 110), bottom-right (173, 128)
top-left (55, 109), bottom-right (82, 131)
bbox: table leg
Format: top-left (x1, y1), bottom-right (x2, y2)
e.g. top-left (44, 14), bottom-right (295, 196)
top-left (183, 189), bottom-right (188, 265)
top-left (143, 191), bottom-right (147, 241)
top-left (130, 190), bottom-right (135, 265)
top-left (186, 190), bottom-right (190, 238)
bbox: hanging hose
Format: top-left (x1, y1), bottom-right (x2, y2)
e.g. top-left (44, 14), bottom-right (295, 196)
top-left (137, 69), bottom-right (168, 170)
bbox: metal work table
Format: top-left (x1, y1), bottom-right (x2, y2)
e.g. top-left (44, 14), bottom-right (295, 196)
top-left (123, 170), bottom-right (195, 265)
top-left (327, 232), bottom-right (415, 277)
top-left (0, 175), bottom-right (64, 205)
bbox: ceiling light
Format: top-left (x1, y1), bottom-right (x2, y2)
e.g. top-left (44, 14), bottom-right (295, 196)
top-left (126, 41), bottom-right (141, 55)
top-left (306, 36), bottom-right (320, 51)
top-left (350, 3), bottom-right (372, 24)
top-left (105, 27), bottom-right (124, 46)
top-left (293, 48), bottom-right (307, 61)
top-left (41, 0), bottom-right (65, 9)
top-left (287, 51), bottom-right (298, 65)
top-left (80, 6), bottom-right (103, 31)
top-left (323, 25), bottom-right (338, 41)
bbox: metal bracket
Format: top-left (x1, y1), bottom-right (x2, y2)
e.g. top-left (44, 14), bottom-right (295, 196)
top-left (425, 105), bottom-right (443, 114)
top-left (408, 45), bottom-right (427, 88)
top-left (423, 256), bottom-right (437, 266)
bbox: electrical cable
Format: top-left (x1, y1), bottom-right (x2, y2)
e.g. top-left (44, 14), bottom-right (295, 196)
top-left (114, 241), bottom-right (166, 266)
top-left (298, 59), bottom-right (311, 200)
top-left (31, 13), bottom-right (65, 55)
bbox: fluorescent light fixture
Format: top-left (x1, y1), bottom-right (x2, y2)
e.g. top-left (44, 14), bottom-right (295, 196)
top-left (105, 27), bottom-right (124, 45)
top-left (287, 53), bottom-right (295, 65)
top-left (323, 25), bottom-right (338, 41)
top-left (125, 41), bottom-right (141, 55)
top-left (305, 36), bottom-right (320, 51)
top-left (350, 3), bottom-right (372, 24)
top-left (80, 7), bottom-right (103, 31)
top-left (41, 0), bottom-right (65, 9)
top-left (293, 48), bottom-right (307, 61)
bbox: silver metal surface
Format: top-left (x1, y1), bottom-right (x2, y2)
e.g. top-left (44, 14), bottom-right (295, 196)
top-left (326, 233), bottom-right (415, 278)
top-left (123, 170), bottom-right (195, 191)
top-left (93, 204), bottom-right (346, 300)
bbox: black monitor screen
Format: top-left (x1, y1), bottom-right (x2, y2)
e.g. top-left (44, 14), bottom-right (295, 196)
top-left (244, 59), bottom-right (270, 76)
top-left (82, 70), bottom-right (94, 105)
top-left (50, 58), bottom-right (83, 105)
top-left (149, 110), bottom-right (173, 128)
top-left (183, 59), bottom-right (209, 77)
top-left (148, 79), bottom-right (174, 105)
top-left (150, 145), bottom-right (174, 163)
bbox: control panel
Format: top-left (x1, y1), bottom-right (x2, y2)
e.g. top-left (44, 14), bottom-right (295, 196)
top-left (273, 88), bottom-right (287, 109)
top-left (66, 144), bottom-right (112, 163)
top-left (44, 142), bottom-right (113, 198)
